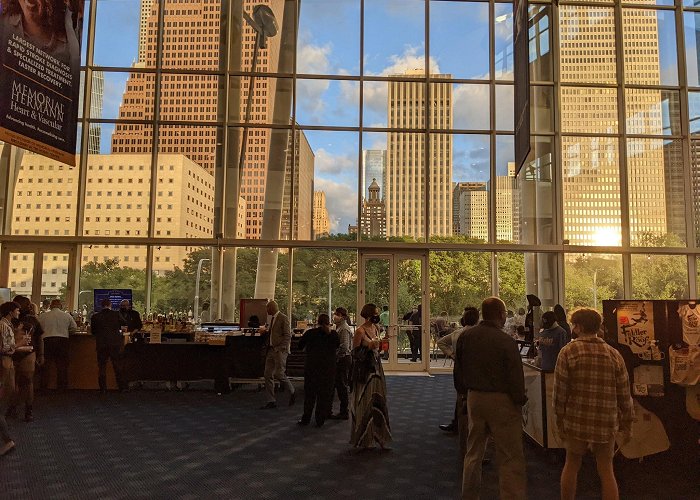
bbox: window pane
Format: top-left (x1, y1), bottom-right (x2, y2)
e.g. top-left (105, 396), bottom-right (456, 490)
top-left (161, 74), bottom-right (223, 123)
top-left (684, 12), bottom-right (700, 87)
top-left (494, 3), bottom-right (514, 80)
top-left (688, 92), bottom-right (700, 135)
top-left (230, 76), bottom-right (294, 126)
top-left (625, 89), bottom-right (681, 136)
top-left (560, 6), bottom-right (617, 84)
top-left (80, 245), bottom-right (148, 313)
top-left (298, 0), bottom-right (360, 76)
top-left (561, 87), bottom-right (618, 134)
top-left (497, 252), bottom-right (526, 312)
top-left (233, 247), bottom-right (289, 320)
top-left (495, 135), bottom-right (519, 244)
top-left (292, 248), bottom-right (357, 324)
top-left (161, 1), bottom-right (222, 71)
top-left (429, 1), bottom-right (489, 79)
top-left (562, 136), bottom-right (621, 246)
top-left (451, 134), bottom-right (490, 242)
top-left (529, 5), bottom-right (553, 82)
top-left (100, 72), bottom-right (155, 121)
top-left (627, 139), bottom-right (686, 247)
top-left (495, 85), bottom-right (514, 131)
top-left (519, 136), bottom-right (556, 246)
top-left (690, 139), bottom-right (700, 246)
top-left (364, 0), bottom-right (425, 76)
top-left (631, 255), bottom-right (688, 300)
top-left (296, 79), bottom-right (359, 127)
top-left (532, 86), bottom-right (554, 134)
top-left (429, 251), bottom-right (491, 313)
top-left (623, 8), bottom-right (678, 86)
top-left (94, 0), bottom-right (148, 68)
top-left (454, 84), bottom-right (490, 131)
top-left (564, 254), bottom-right (623, 312)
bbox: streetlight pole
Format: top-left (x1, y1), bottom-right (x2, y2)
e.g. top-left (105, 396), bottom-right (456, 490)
top-left (194, 258), bottom-right (210, 324)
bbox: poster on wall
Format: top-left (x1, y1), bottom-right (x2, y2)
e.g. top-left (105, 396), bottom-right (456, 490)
top-left (617, 301), bottom-right (655, 355)
top-left (0, 0), bottom-right (85, 166)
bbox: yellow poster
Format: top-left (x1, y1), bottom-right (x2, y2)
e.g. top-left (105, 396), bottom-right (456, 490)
top-left (617, 301), bottom-right (654, 354)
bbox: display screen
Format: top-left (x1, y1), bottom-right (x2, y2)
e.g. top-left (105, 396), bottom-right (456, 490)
top-left (93, 289), bottom-right (132, 312)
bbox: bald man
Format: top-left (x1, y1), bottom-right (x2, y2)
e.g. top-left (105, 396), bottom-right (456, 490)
top-left (454, 297), bottom-right (527, 500)
top-left (259, 300), bottom-right (296, 409)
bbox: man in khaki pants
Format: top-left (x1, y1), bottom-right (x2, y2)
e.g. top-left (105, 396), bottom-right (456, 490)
top-left (454, 297), bottom-right (527, 500)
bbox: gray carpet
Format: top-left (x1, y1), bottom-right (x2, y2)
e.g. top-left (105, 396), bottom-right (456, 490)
top-left (2, 375), bottom-right (697, 499)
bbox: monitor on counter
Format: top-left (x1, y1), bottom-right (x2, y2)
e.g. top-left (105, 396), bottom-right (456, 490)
top-left (201, 322), bottom-right (240, 333)
top-left (93, 289), bottom-right (132, 312)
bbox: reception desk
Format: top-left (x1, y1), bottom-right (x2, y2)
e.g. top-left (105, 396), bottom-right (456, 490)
top-left (53, 332), bottom-right (306, 391)
top-left (521, 360), bottom-right (564, 449)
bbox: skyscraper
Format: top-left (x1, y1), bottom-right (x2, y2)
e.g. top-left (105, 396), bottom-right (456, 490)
top-left (360, 178), bottom-right (386, 238)
top-left (112, 0), bottom-right (298, 240)
top-left (313, 191), bottom-right (331, 238)
top-left (458, 183), bottom-right (488, 241)
top-left (281, 129), bottom-right (314, 240)
top-left (79, 71), bottom-right (105, 155)
top-left (559, 5), bottom-right (668, 246)
top-left (385, 71), bottom-right (452, 238)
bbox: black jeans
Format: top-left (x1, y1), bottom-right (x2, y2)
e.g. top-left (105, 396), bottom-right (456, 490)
top-left (334, 355), bottom-right (351, 415)
top-left (96, 344), bottom-right (126, 391)
top-left (302, 367), bottom-right (335, 425)
top-left (42, 337), bottom-right (70, 390)
top-left (409, 330), bottom-right (422, 361)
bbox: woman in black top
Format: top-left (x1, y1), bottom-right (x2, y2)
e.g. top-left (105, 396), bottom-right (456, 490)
top-left (297, 314), bottom-right (339, 427)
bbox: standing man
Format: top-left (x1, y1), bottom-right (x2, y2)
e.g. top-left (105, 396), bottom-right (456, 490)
top-left (330, 306), bottom-right (353, 420)
top-left (118, 299), bottom-right (143, 333)
top-left (260, 300), bottom-right (296, 409)
top-left (455, 297), bottom-right (526, 500)
top-left (90, 298), bottom-right (127, 393)
top-left (408, 304), bottom-right (422, 362)
top-left (554, 308), bottom-right (634, 500)
top-left (38, 299), bottom-right (77, 392)
top-left (379, 305), bottom-right (390, 329)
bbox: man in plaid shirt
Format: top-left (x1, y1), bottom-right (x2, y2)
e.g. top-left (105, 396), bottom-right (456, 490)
top-left (553, 308), bottom-right (634, 500)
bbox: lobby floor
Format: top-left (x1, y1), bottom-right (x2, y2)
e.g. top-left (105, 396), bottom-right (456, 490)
top-left (2, 375), bottom-right (697, 499)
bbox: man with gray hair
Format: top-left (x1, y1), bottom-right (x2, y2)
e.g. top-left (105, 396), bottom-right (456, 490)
top-left (455, 296), bottom-right (527, 500)
top-left (259, 300), bottom-right (296, 409)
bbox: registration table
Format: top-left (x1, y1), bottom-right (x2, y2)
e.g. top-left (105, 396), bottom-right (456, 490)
top-left (57, 331), bottom-right (306, 391)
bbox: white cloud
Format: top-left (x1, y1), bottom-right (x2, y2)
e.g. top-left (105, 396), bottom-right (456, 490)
top-left (452, 82), bottom-right (490, 130)
top-left (296, 79), bottom-right (330, 121)
top-left (297, 41), bottom-right (332, 74)
top-left (314, 177), bottom-right (357, 233)
top-left (380, 45), bottom-right (440, 76)
top-left (315, 148), bottom-right (355, 175)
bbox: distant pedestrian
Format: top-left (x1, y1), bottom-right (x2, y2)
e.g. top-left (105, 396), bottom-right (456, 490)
top-left (330, 307), bottom-right (353, 420)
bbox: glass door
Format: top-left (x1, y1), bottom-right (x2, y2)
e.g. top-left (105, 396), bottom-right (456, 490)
top-left (359, 252), bottom-right (428, 372)
top-left (0, 244), bottom-right (76, 309)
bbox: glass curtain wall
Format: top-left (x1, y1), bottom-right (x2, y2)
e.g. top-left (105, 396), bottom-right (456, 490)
top-left (1, 0), bottom-right (699, 323)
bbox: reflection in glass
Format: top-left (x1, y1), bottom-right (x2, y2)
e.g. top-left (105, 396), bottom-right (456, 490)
top-left (494, 3), bottom-right (514, 80)
top-left (561, 87), bottom-right (618, 134)
top-left (623, 8), bottom-right (678, 86)
top-left (688, 92), bottom-right (700, 135)
top-left (160, 2), bottom-right (222, 71)
top-left (160, 75), bottom-right (223, 123)
top-left (560, 6), bottom-right (616, 84)
top-left (528, 5), bottom-right (553, 82)
top-left (7, 253), bottom-right (35, 298)
top-left (98, 72), bottom-right (154, 121)
top-left (627, 139), bottom-right (686, 247)
top-left (296, 80), bottom-right (359, 127)
top-left (690, 140), bottom-right (700, 246)
top-left (228, 76), bottom-right (293, 125)
top-left (429, 1), bottom-right (489, 79)
top-left (519, 137), bottom-right (555, 246)
top-left (625, 89), bottom-right (681, 136)
top-left (564, 254), bottom-right (623, 311)
top-left (631, 254), bottom-right (688, 300)
top-left (531, 86), bottom-right (554, 133)
top-left (495, 85), bottom-right (514, 131)
top-left (298, 0), bottom-right (360, 76)
top-left (562, 136), bottom-right (621, 246)
top-left (525, 252), bottom-right (559, 308)
top-left (684, 12), bottom-right (700, 87)
top-left (451, 135), bottom-right (490, 242)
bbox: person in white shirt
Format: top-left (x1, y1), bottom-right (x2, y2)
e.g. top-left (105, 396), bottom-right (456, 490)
top-left (38, 299), bottom-right (77, 391)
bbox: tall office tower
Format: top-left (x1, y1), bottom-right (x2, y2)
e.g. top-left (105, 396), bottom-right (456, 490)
top-left (662, 91), bottom-right (687, 242)
top-left (79, 71), bottom-right (105, 154)
top-left (453, 182), bottom-right (486, 236)
top-left (560, 5), bottom-right (667, 246)
top-left (458, 183), bottom-right (488, 241)
top-left (362, 150), bottom-right (386, 199)
top-left (313, 191), bottom-right (331, 238)
top-left (138, 0), bottom-right (155, 64)
top-left (690, 141), bottom-right (700, 245)
top-left (9, 153), bottom-right (214, 295)
top-left (495, 162), bottom-right (519, 243)
top-left (360, 179), bottom-right (386, 238)
top-left (112, 0), bottom-right (287, 239)
top-left (385, 71), bottom-right (452, 238)
top-left (281, 129), bottom-right (314, 240)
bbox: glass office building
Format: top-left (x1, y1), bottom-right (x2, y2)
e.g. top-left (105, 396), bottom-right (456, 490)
top-left (1, 0), bottom-right (699, 371)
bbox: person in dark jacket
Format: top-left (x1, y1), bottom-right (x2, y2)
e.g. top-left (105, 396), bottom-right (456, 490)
top-left (118, 299), bottom-right (143, 334)
top-left (90, 298), bottom-right (127, 392)
top-left (297, 314), bottom-right (340, 427)
top-left (408, 304), bottom-right (422, 362)
top-left (553, 304), bottom-right (572, 343)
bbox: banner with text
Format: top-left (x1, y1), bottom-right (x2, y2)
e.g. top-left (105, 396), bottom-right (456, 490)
top-left (0, 1), bottom-right (84, 166)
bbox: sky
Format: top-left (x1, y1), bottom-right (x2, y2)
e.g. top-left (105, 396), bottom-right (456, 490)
top-left (84, 0), bottom-right (686, 234)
